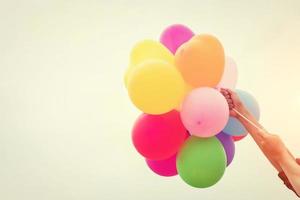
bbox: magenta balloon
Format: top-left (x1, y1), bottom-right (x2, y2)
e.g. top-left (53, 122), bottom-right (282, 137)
top-left (132, 110), bottom-right (187, 160)
top-left (180, 87), bottom-right (229, 137)
top-left (160, 24), bottom-right (194, 54)
top-left (146, 154), bottom-right (178, 177)
top-left (218, 56), bottom-right (238, 89)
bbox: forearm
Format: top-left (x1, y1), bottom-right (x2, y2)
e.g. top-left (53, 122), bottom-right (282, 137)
top-left (239, 110), bottom-right (299, 196)
top-left (235, 107), bottom-right (282, 172)
top-left (235, 107), bottom-right (266, 142)
top-left (238, 110), bottom-right (300, 196)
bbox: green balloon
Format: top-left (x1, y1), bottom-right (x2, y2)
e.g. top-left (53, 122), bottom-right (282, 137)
top-left (177, 136), bottom-right (226, 188)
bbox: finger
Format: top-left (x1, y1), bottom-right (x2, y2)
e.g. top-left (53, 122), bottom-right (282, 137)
top-left (224, 94), bottom-right (231, 99)
top-left (285, 182), bottom-right (291, 188)
top-left (286, 182), bottom-right (294, 190)
top-left (220, 91), bottom-right (229, 97)
top-left (220, 91), bottom-right (227, 96)
top-left (296, 158), bottom-right (300, 165)
top-left (288, 183), bottom-right (300, 197)
top-left (221, 92), bottom-right (229, 97)
top-left (227, 99), bottom-right (233, 104)
top-left (221, 89), bottom-right (229, 94)
top-left (287, 184), bottom-right (293, 190)
top-left (223, 90), bottom-right (230, 95)
top-left (278, 171), bottom-right (286, 180)
top-left (227, 88), bottom-right (234, 94)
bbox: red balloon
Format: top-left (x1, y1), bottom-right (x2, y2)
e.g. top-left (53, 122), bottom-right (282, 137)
top-left (232, 133), bottom-right (247, 142)
top-left (132, 110), bottom-right (187, 160)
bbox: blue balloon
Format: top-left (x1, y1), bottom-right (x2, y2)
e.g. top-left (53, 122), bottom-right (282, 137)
top-left (223, 90), bottom-right (260, 136)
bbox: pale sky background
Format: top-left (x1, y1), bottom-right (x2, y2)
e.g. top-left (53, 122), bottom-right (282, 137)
top-left (0, 0), bottom-right (300, 199)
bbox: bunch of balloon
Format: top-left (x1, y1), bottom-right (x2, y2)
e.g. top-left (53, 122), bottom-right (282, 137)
top-left (124, 24), bottom-right (260, 188)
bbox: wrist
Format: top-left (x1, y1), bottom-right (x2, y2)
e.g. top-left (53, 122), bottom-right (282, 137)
top-left (277, 154), bottom-right (290, 168)
top-left (234, 105), bottom-right (249, 119)
top-left (277, 148), bottom-right (291, 163)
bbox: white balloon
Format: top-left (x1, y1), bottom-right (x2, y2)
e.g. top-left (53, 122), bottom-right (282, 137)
top-left (218, 56), bottom-right (238, 89)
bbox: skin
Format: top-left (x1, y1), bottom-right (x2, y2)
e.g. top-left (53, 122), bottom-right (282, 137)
top-left (220, 88), bottom-right (300, 197)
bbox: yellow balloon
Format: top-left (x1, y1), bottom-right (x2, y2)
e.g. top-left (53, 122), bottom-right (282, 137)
top-left (124, 66), bottom-right (131, 86)
top-left (124, 65), bottom-right (138, 87)
top-left (130, 40), bottom-right (174, 66)
top-left (128, 60), bottom-right (185, 114)
top-left (124, 40), bottom-right (174, 87)
top-left (175, 83), bottom-right (193, 111)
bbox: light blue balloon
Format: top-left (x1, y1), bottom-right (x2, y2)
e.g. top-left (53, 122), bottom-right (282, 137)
top-left (223, 90), bottom-right (260, 136)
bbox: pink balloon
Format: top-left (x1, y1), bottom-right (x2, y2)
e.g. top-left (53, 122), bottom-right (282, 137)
top-left (132, 110), bottom-right (187, 160)
top-left (160, 24), bottom-right (194, 54)
top-left (180, 87), bottom-right (229, 137)
top-left (146, 154), bottom-right (178, 177)
top-left (218, 56), bottom-right (238, 89)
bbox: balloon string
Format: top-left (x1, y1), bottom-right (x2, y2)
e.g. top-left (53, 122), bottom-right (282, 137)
top-left (233, 109), bottom-right (296, 161)
top-left (232, 108), bottom-right (267, 133)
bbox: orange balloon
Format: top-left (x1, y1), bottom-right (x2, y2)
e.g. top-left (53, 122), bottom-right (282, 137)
top-left (175, 34), bottom-right (225, 87)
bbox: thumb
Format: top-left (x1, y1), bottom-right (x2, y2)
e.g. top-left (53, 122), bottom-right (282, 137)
top-left (296, 158), bottom-right (300, 165)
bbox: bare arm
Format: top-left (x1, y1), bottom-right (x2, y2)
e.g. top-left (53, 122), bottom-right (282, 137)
top-left (221, 89), bottom-right (282, 171)
top-left (221, 88), bottom-right (300, 197)
top-left (262, 135), bottom-right (300, 197)
top-left (279, 152), bottom-right (300, 196)
top-left (235, 107), bottom-right (282, 171)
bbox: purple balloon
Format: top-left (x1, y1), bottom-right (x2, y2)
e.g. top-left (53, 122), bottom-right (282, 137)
top-left (216, 132), bottom-right (235, 166)
top-left (146, 154), bottom-right (178, 177)
top-left (160, 24), bottom-right (194, 54)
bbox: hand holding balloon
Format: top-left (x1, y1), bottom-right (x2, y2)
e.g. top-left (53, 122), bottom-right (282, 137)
top-left (220, 89), bottom-right (260, 136)
top-left (221, 89), bottom-right (283, 172)
top-left (220, 88), bottom-right (246, 118)
top-left (221, 88), bottom-right (300, 197)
